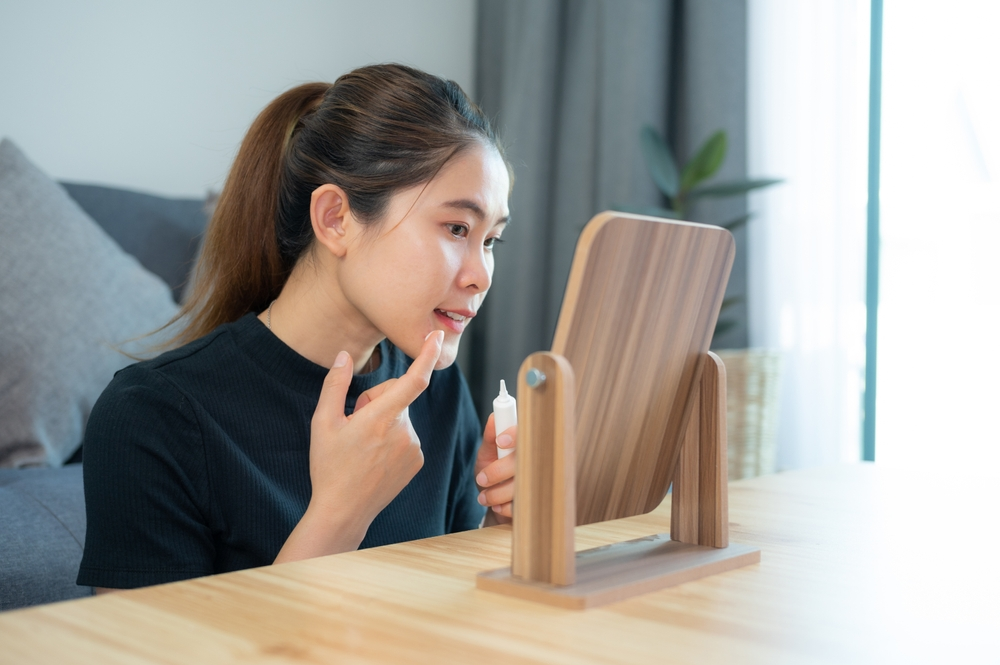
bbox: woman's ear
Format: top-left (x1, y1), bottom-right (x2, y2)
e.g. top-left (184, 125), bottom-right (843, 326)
top-left (310, 184), bottom-right (353, 257)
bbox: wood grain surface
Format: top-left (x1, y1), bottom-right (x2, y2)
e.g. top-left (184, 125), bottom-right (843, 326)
top-left (551, 212), bottom-right (734, 525)
top-left (2, 465), bottom-right (998, 664)
top-left (671, 351), bottom-right (729, 548)
top-left (511, 352), bottom-right (576, 586)
top-left (479, 537), bottom-right (759, 610)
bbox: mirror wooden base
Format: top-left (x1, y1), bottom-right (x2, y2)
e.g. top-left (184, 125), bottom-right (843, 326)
top-left (477, 535), bottom-right (760, 610)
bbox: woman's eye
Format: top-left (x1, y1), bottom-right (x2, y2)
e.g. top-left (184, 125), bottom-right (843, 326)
top-left (448, 224), bottom-right (468, 238)
top-left (484, 236), bottom-right (504, 250)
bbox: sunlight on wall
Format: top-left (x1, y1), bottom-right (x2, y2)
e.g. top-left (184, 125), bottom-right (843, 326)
top-left (877, 0), bottom-right (1000, 471)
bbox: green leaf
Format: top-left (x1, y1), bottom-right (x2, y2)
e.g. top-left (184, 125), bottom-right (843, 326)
top-left (640, 126), bottom-right (680, 197)
top-left (611, 204), bottom-right (680, 219)
top-left (688, 178), bottom-right (784, 199)
top-left (713, 319), bottom-right (739, 338)
top-left (719, 296), bottom-right (744, 311)
top-left (680, 131), bottom-right (727, 193)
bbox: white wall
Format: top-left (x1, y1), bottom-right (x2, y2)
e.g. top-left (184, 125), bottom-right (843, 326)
top-left (0, 0), bottom-right (476, 197)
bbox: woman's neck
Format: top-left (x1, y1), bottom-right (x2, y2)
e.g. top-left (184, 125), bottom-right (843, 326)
top-left (259, 262), bottom-right (383, 374)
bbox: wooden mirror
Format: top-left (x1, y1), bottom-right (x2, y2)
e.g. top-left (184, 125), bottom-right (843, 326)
top-left (550, 212), bottom-right (735, 526)
top-left (478, 212), bottom-right (759, 608)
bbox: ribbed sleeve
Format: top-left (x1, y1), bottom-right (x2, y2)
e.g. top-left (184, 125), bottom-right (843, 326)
top-left (77, 368), bottom-right (214, 588)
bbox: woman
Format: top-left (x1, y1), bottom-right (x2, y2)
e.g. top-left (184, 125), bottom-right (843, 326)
top-left (77, 64), bottom-right (516, 591)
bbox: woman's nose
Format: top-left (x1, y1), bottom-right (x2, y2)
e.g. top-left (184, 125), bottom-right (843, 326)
top-left (459, 247), bottom-right (492, 293)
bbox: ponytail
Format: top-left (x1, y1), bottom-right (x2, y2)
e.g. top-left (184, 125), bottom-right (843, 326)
top-left (169, 83), bottom-right (329, 346)
top-left (163, 64), bottom-right (505, 348)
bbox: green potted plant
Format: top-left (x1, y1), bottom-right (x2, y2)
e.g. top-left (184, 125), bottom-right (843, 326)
top-left (636, 126), bottom-right (784, 479)
top-left (637, 126), bottom-right (780, 337)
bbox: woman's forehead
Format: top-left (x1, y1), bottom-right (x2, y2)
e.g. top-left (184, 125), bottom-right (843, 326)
top-left (380, 146), bottom-right (510, 231)
top-left (424, 146), bottom-right (510, 215)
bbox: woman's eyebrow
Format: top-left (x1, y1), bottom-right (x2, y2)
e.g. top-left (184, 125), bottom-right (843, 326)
top-left (441, 199), bottom-right (510, 226)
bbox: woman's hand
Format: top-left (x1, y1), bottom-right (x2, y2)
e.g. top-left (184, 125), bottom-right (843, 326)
top-left (275, 331), bottom-right (443, 563)
top-left (475, 413), bottom-right (516, 525)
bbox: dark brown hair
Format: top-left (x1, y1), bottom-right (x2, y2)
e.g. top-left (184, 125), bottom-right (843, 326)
top-left (171, 64), bottom-right (506, 346)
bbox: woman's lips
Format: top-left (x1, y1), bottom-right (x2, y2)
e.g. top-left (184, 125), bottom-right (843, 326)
top-left (434, 309), bottom-right (472, 333)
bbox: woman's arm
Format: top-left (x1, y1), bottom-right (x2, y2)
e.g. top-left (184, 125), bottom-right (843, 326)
top-left (274, 332), bottom-right (443, 564)
top-left (273, 503), bottom-right (369, 563)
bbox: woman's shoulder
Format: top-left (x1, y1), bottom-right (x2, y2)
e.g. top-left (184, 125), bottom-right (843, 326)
top-left (84, 318), bottom-right (257, 458)
top-left (102, 315), bottom-right (252, 408)
top-left (85, 345), bottom-right (215, 461)
top-left (123, 315), bottom-right (252, 377)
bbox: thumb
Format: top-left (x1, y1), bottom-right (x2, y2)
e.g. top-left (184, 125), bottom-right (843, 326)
top-left (314, 350), bottom-right (353, 429)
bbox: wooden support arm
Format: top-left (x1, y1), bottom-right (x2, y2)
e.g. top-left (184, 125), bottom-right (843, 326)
top-left (511, 352), bottom-right (577, 587)
top-left (671, 352), bottom-right (729, 548)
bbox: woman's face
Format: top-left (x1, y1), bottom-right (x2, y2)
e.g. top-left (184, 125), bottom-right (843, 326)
top-left (338, 143), bottom-right (510, 369)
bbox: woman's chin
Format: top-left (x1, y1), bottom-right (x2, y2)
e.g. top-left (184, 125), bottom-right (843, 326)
top-left (392, 332), bottom-right (459, 370)
top-left (434, 342), bottom-right (459, 370)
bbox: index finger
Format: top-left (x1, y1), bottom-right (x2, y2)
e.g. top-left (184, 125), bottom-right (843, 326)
top-left (369, 331), bottom-right (443, 417)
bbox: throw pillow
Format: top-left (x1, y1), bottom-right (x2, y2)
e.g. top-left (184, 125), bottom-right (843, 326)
top-left (0, 138), bottom-right (180, 468)
top-left (60, 182), bottom-right (208, 303)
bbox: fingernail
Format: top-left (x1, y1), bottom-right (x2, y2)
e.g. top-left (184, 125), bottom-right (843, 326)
top-left (477, 491), bottom-right (486, 505)
top-left (497, 434), bottom-right (513, 449)
top-left (425, 330), bottom-right (443, 346)
top-left (492, 505), bottom-right (503, 513)
top-left (476, 472), bottom-right (487, 486)
top-left (333, 351), bottom-right (349, 369)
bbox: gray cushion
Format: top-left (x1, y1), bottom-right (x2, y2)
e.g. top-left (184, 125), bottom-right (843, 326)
top-left (60, 183), bottom-right (208, 303)
top-left (0, 138), bottom-right (180, 468)
top-left (0, 465), bottom-right (91, 611)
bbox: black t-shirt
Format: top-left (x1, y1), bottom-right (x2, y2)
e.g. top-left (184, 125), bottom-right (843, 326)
top-left (77, 313), bottom-right (485, 589)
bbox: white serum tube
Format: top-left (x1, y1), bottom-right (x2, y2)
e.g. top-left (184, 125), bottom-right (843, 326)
top-left (492, 380), bottom-right (517, 459)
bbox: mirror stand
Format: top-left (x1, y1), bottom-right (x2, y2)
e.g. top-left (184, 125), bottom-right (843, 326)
top-left (476, 351), bottom-right (760, 610)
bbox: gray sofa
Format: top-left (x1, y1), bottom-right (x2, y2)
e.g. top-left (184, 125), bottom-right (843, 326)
top-left (0, 138), bottom-right (209, 611)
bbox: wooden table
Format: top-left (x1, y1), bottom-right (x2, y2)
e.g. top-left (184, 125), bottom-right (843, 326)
top-left (2, 464), bottom-right (998, 664)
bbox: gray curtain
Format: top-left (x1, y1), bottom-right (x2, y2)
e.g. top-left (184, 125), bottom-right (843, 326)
top-left (675, 0), bottom-right (749, 353)
top-left (467, 0), bottom-right (747, 418)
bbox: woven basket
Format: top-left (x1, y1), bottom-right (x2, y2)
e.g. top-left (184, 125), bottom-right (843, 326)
top-left (714, 349), bottom-right (782, 480)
